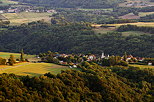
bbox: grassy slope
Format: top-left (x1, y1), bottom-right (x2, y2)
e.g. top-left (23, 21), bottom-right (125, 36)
top-left (122, 31), bottom-right (151, 36)
top-left (106, 22), bottom-right (154, 27)
top-left (0, 52), bottom-right (35, 59)
top-left (129, 64), bottom-right (154, 70)
top-left (92, 27), bottom-right (151, 36)
top-left (2, 12), bottom-right (52, 25)
top-left (139, 12), bottom-right (154, 17)
top-left (0, 62), bottom-right (71, 76)
top-left (0, 0), bottom-right (18, 5)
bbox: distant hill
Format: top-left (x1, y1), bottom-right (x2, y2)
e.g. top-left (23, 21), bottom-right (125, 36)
top-left (15, 0), bottom-right (124, 9)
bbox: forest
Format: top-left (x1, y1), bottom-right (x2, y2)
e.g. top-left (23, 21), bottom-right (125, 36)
top-left (0, 21), bottom-right (153, 57)
top-left (13, 0), bottom-right (124, 9)
top-left (1, 61), bottom-right (154, 101)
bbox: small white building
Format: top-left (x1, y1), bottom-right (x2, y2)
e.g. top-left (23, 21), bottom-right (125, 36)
top-left (0, 10), bottom-right (4, 13)
top-left (148, 62), bottom-right (152, 66)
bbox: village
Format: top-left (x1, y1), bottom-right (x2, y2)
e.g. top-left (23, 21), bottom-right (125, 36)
top-left (0, 5), bottom-right (56, 14)
top-left (38, 51), bottom-right (154, 68)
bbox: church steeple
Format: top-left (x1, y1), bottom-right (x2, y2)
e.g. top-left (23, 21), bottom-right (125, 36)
top-left (101, 52), bottom-right (105, 59)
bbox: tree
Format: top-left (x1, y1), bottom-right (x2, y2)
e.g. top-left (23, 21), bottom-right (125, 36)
top-left (123, 52), bottom-right (127, 61)
top-left (8, 55), bottom-right (15, 66)
top-left (20, 49), bottom-right (24, 62)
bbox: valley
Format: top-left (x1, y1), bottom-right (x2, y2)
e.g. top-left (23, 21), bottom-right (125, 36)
top-left (0, 0), bottom-right (153, 102)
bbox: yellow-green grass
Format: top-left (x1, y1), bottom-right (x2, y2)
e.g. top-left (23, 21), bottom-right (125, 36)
top-left (139, 12), bottom-right (154, 17)
top-left (2, 12), bottom-right (52, 25)
top-left (0, 0), bottom-right (18, 5)
top-left (93, 27), bottom-right (115, 34)
top-left (122, 31), bottom-right (151, 36)
top-left (129, 64), bottom-right (154, 70)
top-left (0, 62), bottom-right (71, 76)
top-left (0, 52), bottom-right (35, 59)
top-left (106, 22), bottom-right (154, 28)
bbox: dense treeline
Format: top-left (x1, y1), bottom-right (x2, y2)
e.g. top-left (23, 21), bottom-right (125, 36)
top-left (141, 14), bottom-right (154, 20)
top-left (14, 0), bottom-right (124, 9)
top-left (1, 62), bottom-right (154, 101)
top-left (117, 24), bottom-right (154, 34)
top-left (0, 22), bottom-right (153, 57)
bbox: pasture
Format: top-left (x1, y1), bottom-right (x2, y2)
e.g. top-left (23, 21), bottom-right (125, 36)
top-left (106, 22), bottom-right (154, 27)
top-left (2, 12), bottom-right (52, 25)
top-left (122, 31), bottom-right (151, 36)
top-left (0, 62), bottom-right (72, 76)
top-left (0, 52), bottom-right (35, 59)
top-left (129, 64), bottom-right (154, 70)
top-left (0, 0), bottom-right (18, 5)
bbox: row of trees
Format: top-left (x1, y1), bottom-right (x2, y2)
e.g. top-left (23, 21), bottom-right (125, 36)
top-left (117, 24), bottom-right (154, 34)
top-left (0, 49), bottom-right (25, 66)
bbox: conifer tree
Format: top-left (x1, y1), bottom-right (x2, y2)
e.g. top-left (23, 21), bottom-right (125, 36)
top-left (20, 49), bottom-right (24, 62)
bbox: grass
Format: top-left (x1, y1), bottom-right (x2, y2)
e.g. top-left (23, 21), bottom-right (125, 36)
top-left (0, 52), bottom-right (35, 59)
top-left (93, 27), bottom-right (115, 34)
top-left (139, 12), bottom-right (154, 17)
top-left (122, 31), bottom-right (151, 36)
top-left (106, 22), bottom-right (154, 27)
top-left (0, 0), bottom-right (18, 5)
top-left (129, 64), bottom-right (154, 70)
top-left (0, 62), bottom-right (72, 76)
top-left (2, 12), bottom-right (52, 25)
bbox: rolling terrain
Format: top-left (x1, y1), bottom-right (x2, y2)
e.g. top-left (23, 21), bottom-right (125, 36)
top-left (2, 12), bottom-right (52, 25)
top-left (0, 62), bottom-right (69, 76)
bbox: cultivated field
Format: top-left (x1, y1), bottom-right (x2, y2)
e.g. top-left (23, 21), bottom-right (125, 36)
top-left (2, 12), bottom-right (52, 25)
top-left (0, 62), bottom-right (71, 76)
top-left (0, 52), bottom-right (35, 59)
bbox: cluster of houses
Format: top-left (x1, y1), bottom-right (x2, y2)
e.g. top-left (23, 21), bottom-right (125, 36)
top-left (124, 1), bottom-right (154, 7)
top-left (41, 52), bottom-right (153, 68)
top-left (0, 6), bottom-right (56, 14)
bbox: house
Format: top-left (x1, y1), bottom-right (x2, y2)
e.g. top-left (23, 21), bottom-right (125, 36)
top-left (47, 10), bottom-right (56, 13)
top-left (8, 9), bottom-right (17, 13)
top-left (0, 10), bottom-right (4, 13)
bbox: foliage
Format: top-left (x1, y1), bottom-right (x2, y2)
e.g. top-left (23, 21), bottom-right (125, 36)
top-left (117, 24), bottom-right (154, 34)
top-left (0, 57), bottom-right (6, 65)
top-left (15, 0), bottom-right (124, 9)
top-left (0, 22), bottom-right (153, 57)
top-left (1, 62), bottom-right (154, 101)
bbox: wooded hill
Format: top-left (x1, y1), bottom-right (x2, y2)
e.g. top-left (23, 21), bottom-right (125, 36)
top-left (0, 21), bottom-right (153, 57)
top-left (14, 0), bottom-right (124, 8)
top-left (1, 62), bottom-right (154, 101)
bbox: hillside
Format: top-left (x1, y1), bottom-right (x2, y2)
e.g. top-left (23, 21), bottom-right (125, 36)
top-left (15, 0), bottom-right (124, 8)
top-left (1, 62), bottom-right (154, 101)
top-left (0, 62), bottom-right (69, 76)
top-left (0, 22), bottom-right (153, 57)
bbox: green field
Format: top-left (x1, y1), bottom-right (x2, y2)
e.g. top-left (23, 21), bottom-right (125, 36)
top-left (0, 52), bottom-right (35, 59)
top-left (106, 22), bottom-right (154, 27)
top-left (93, 27), bottom-right (151, 36)
top-left (139, 12), bottom-right (154, 17)
top-left (129, 64), bottom-right (154, 70)
top-left (2, 12), bottom-right (52, 25)
top-left (122, 31), bottom-right (151, 36)
top-left (0, 62), bottom-right (72, 76)
top-left (0, 0), bottom-right (18, 5)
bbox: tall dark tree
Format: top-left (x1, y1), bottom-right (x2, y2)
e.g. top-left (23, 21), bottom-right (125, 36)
top-left (20, 49), bottom-right (24, 62)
